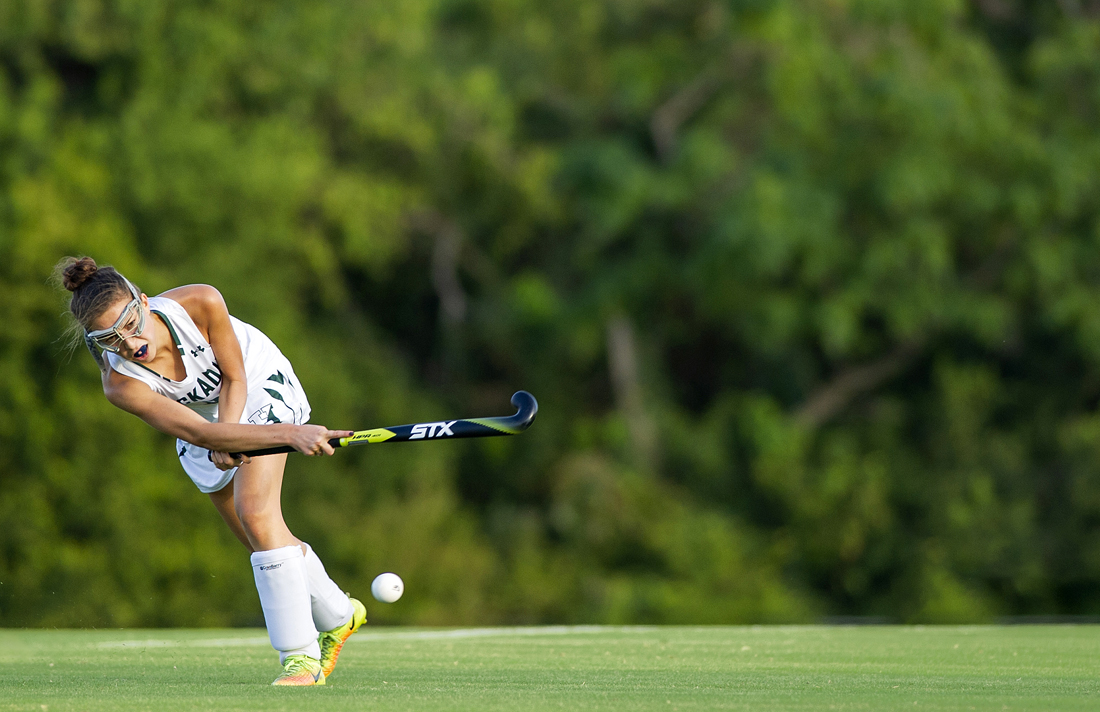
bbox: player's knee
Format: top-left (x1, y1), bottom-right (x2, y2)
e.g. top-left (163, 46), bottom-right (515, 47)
top-left (235, 504), bottom-right (278, 541)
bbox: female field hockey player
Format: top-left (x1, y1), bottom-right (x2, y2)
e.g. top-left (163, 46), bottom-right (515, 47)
top-left (56, 256), bottom-right (366, 686)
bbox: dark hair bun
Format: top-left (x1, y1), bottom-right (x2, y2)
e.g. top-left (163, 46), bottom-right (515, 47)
top-left (62, 257), bottom-right (99, 292)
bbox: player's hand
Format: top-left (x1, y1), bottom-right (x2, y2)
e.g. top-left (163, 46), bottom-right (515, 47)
top-left (211, 450), bottom-right (251, 471)
top-left (291, 425), bottom-right (353, 456)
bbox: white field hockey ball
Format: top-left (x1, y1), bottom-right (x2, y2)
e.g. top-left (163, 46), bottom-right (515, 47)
top-left (371, 572), bottom-right (404, 603)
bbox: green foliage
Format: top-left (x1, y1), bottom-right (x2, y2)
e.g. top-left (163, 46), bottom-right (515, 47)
top-left (2, 0), bottom-right (1100, 625)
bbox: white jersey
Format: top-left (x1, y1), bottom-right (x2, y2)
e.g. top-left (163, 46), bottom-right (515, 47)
top-left (107, 295), bottom-right (311, 493)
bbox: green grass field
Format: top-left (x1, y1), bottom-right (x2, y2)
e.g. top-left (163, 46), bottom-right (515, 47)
top-left (1, 625), bottom-right (1097, 711)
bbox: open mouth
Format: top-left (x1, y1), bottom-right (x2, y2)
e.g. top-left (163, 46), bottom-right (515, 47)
top-left (134, 344), bottom-right (148, 360)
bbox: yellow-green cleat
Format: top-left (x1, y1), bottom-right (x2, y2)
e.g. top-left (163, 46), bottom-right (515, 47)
top-left (319, 596), bottom-right (367, 678)
top-left (271, 654), bottom-right (325, 686)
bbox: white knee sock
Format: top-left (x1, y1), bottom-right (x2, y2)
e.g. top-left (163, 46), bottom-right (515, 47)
top-left (302, 543), bottom-right (353, 632)
top-left (251, 545), bottom-right (320, 663)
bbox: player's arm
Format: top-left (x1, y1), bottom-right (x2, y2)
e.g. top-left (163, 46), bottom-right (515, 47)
top-left (160, 285), bottom-right (248, 425)
top-left (188, 286), bottom-right (248, 425)
top-left (161, 285), bottom-right (251, 469)
top-left (102, 369), bottom-right (346, 455)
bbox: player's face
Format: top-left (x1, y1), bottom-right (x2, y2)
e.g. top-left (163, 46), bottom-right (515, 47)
top-left (89, 293), bottom-right (154, 362)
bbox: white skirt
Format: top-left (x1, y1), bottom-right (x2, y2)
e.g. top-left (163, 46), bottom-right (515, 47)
top-left (176, 361), bottom-right (312, 494)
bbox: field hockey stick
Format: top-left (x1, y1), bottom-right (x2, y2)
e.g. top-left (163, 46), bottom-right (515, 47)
top-left (233, 390), bottom-right (538, 458)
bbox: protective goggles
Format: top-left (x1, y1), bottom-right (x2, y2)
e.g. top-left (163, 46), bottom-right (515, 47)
top-left (86, 282), bottom-right (146, 353)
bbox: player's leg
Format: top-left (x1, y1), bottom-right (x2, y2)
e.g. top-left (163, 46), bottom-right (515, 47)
top-left (230, 475), bottom-right (363, 678)
top-left (217, 454), bottom-right (364, 681)
top-left (233, 454), bottom-right (323, 685)
top-left (209, 478), bottom-right (358, 640)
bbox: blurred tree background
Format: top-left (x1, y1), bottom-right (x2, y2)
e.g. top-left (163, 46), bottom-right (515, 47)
top-left (3, 0), bottom-right (1100, 627)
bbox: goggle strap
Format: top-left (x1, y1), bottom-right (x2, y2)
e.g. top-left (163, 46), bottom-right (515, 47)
top-left (84, 334), bottom-right (109, 373)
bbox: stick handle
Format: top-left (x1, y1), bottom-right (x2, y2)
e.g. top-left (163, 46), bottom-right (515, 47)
top-left (236, 439), bottom-right (343, 458)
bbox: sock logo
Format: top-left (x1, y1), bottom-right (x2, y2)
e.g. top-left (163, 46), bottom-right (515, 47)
top-left (259, 563), bottom-right (282, 571)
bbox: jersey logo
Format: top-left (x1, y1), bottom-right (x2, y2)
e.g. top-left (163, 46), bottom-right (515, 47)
top-left (190, 345), bottom-right (206, 358)
top-left (183, 363), bottom-right (223, 403)
top-left (410, 421), bottom-right (457, 439)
